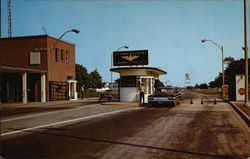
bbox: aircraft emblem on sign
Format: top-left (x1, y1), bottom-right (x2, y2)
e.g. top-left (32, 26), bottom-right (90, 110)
top-left (121, 55), bottom-right (140, 62)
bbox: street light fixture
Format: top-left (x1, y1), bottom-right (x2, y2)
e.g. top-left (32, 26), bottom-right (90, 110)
top-left (201, 39), bottom-right (225, 97)
top-left (110, 46), bottom-right (129, 88)
top-left (51, 29), bottom-right (80, 50)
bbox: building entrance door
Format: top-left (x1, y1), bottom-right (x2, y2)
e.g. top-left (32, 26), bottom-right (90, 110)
top-left (27, 73), bottom-right (41, 102)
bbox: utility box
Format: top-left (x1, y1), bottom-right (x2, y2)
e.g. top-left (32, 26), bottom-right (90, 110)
top-left (235, 74), bottom-right (245, 101)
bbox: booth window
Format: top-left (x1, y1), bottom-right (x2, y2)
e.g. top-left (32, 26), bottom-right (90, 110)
top-left (121, 76), bottom-right (136, 87)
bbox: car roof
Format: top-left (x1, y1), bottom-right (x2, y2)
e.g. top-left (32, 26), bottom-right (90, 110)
top-left (158, 87), bottom-right (177, 89)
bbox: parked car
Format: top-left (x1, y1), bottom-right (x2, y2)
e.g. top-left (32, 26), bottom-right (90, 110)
top-left (148, 87), bottom-right (182, 106)
top-left (99, 90), bottom-right (119, 102)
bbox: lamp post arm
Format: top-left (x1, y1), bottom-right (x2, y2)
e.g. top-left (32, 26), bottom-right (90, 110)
top-left (205, 39), bottom-right (222, 49)
top-left (51, 30), bottom-right (71, 50)
top-left (51, 29), bottom-right (79, 50)
top-left (116, 46), bottom-right (126, 52)
top-left (58, 30), bottom-right (71, 41)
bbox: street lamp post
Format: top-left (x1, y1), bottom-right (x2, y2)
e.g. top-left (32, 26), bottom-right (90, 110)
top-left (243, 0), bottom-right (249, 107)
top-left (51, 29), bottom-right (80, 50)
top-left (201, 39), bottom-right (225, 97)
top-left (111, 46), bottom-right (129, 89)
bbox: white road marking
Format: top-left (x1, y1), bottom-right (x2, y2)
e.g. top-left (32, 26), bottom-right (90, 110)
top-left (1, 107), bottom-right (142, 136)
top-left (2, 104), bottom-right (100, 122)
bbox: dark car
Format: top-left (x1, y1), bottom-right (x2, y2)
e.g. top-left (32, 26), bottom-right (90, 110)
top-left (99, 90), bottom-right (119, 102)
top-left (148, 87), bottom-right (182, 106)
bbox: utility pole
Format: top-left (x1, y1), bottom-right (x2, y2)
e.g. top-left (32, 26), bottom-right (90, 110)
top-left (8, 0), bottom-right (12, 37)
top-left (243, 0), bottom-right (249, 106)
top-left (0, 0), bottom-right (2, 38)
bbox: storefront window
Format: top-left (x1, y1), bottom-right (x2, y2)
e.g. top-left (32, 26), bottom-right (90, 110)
top-left (121, 76), bottom-right (136, 87)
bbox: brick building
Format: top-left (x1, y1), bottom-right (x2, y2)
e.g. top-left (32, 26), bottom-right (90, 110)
top-left (0, 35), bottom-right (77, 103)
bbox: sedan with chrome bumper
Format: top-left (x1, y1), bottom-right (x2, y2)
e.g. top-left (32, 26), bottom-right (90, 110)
top-left (148, 87), bottom-right (182, 106)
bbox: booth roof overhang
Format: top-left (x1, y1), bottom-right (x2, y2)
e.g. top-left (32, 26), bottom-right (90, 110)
top-left (110, 67), bottom-right (167, 76)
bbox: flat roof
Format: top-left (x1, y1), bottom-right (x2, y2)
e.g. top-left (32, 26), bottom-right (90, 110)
top-left (0, 34), bottom-right (75, 46)
top-left (110, 67), bottom-right (167, 75)
top-left (1, 65), bottom-right (47, 73)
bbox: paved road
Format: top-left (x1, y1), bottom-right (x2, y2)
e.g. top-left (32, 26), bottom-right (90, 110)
top-left (1, 92), bottom-right (249, 159)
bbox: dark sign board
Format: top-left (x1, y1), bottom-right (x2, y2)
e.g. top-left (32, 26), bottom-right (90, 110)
top-left (113, 50), bottom-right (148, 66)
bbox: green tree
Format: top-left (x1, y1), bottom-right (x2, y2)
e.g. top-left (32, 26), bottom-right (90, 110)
top-left (194, 83), bottom-right (199, 89)
top-left (224, 56), bottom-right (235, 66)
top-left (75, 64), bottom-right (91, 89)
top-left (90, 69), bottom-right (103, 88)
top-left (207, 58), bottom-right (249, 100)
top-left (154, 79), bottom-right (165, 88)
top-left (199, 83), bottom-right (209, 89)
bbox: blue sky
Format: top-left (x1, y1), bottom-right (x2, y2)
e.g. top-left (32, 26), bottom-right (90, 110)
top-left (1, 0), bottom-right (249, 86)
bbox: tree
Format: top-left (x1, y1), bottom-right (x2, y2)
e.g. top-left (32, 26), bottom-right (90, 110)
top-left (199, 83), bottom-right (209, 89)
top-left (75, 64), bottom-right (103, 89)
top-left (155, 79), bottom-right (165, 88)
top-left (90, 69), bottom-right (103, 88)
top-left (207, 58), bottom-right (249, 100)
top-left (224, 56), bottom-right (235, 66)
top-left (194, 83), bottom-right (199, 89)
top-left (75, 64), bottom-right (92, 89)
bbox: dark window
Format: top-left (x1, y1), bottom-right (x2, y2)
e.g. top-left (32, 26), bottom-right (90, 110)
top-left (61, 50), bottom-right (64, 61)
top-left (55, 48), bottom-right (59, 62)
top-left (66, 51), bottom-right (69, 62)
top-left (67, 76), bottom-right (73, 80)
top-left (120, 76), bottom-right (136, 87)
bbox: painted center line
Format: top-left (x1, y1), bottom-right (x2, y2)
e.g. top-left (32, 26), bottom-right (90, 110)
top-left (1, 107), bottom-right (142, 136)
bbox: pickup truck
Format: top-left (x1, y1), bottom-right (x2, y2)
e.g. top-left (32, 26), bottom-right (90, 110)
top-left (148, 87), bottom-right (182, 106)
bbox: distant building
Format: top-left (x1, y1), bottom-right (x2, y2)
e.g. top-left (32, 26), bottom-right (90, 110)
top-left (0, 35), bottom-right (77, 103)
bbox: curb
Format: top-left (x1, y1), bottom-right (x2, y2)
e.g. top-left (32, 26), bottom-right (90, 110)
top-left (101, 102), bottom-right (140, 107)
top-left (228, 102), bottom-right (250, 127)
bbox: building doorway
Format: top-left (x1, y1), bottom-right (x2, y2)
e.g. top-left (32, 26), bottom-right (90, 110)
top-left (2, 73), bottom-right (22, 103)
top-left (27, 73), bottom-right (41, 102)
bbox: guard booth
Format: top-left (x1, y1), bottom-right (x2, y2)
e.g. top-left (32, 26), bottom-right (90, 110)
top-left (111, 50), bottom-right (166, 103)
top-left (111, 67), bottom-right (166, 102)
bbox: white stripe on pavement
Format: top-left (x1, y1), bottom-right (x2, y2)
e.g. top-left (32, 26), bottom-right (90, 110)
top-left (1, 107), bottom-right (142, 136)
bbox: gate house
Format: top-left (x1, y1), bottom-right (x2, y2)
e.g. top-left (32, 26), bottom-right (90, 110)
top-left (111, 67), bottom-right (166, 102)
top-left (111, 50), bottom-right (166, 103)
top-left (0, 35), bottom-right (77, 103)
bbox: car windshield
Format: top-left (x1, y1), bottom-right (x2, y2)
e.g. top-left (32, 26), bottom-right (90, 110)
top-left (158, 88), bottom-right (176, 93)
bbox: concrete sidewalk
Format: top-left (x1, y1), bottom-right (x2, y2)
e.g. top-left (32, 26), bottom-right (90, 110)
top-left (215, 94), bottom-right (249, 127)
top-left (229, 101), bottom-right (250, 127)
top-left (0, 97), bottom-right (99, 108)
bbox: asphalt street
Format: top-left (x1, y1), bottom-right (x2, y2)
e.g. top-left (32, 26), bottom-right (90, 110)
top-left (1, 92), bottom-right (249, 159)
